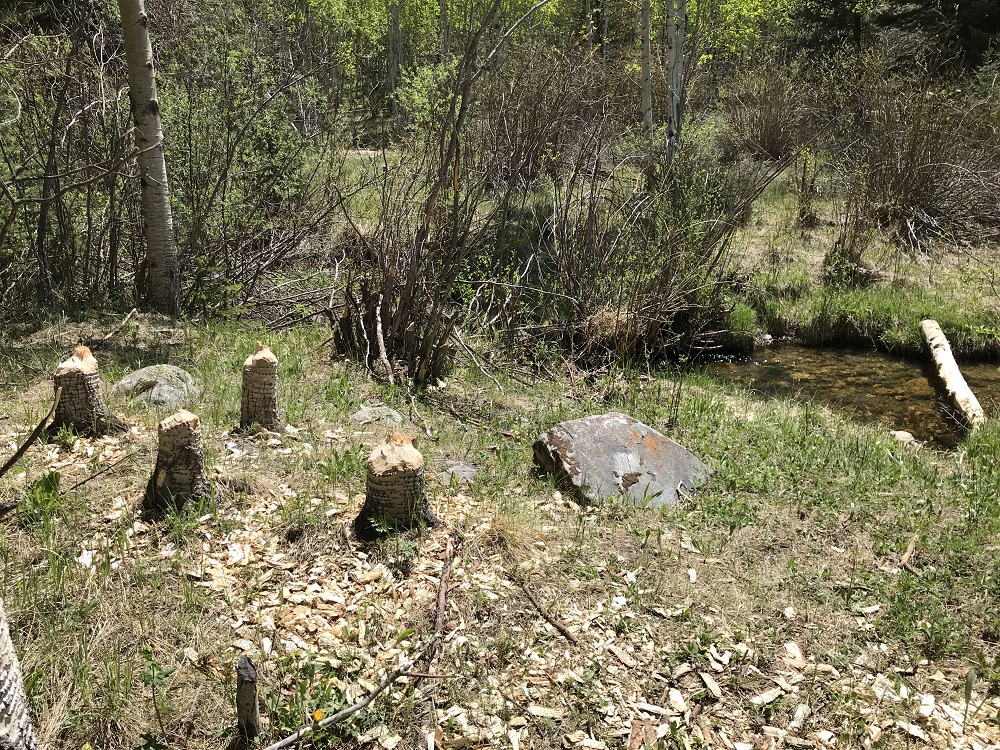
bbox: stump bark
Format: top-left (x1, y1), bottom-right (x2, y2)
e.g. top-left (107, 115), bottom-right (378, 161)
top-left (241, 342), bottom-right (281, 431)
top-left (354, 431), bottom-right (437, 542)
top-left (235, 655), bottom-right (262, 741)
top-left (0, 599), bottom-right (38, 750)
top-left (920, 319), bottom-right (987, 429)
top-left (51, 345), bottom-right (125, 436)
top-left (144, 410), bottom-right (210, 516)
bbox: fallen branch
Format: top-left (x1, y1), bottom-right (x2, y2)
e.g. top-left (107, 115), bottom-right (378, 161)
top-left (262, 649), bottom-right (426, 750)
top-left (66, 452), bottom-right (134, 492)
top-left (920, 319), bottom-right (986, 429)
top-left (426, 536), bottom-right (456, 668)
top-left (0, 388), bottom-right (61, 480)
top-left (102, 307), bottom-right (138, 341)
top-left (514, 572), bottom-right (578, 645)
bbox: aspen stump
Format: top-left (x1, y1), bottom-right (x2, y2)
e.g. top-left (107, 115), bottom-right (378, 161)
top-left (241, 342), bottom-right (282, 431)
top-left (0, 599), bottom-right (39, 750)
top-left (235, 655), bottom-right (262, 741)
top-left (354, 431), bottom-right (437, 542)
top-left (144, 410), bottom-right (210, 516)
top-left (51, 345), bottom-right (126, 437)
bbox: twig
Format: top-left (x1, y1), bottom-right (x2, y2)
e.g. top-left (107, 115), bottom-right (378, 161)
top-left (426, 536), bottom-right (455, 668)
top-left (102, 307), bottom-right (138, 340)
top-left (900, 533), bottom-right (919, 574)
top-left (261, 650), bottom-right (426, 750)
top-left (452, 326), bottom-right (502, 392)
top-left (513, 572), bottom-right (578, 645)
top-left (0, 387), bottom-right (61, 480)
top-left (66, 452), bottom-right (133, 492)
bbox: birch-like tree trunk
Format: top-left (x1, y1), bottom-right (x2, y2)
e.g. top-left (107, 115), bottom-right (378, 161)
top-left (118, 0), bottom-right (180, 316)
top-left (640, 0), bottom-right (653, 133)
top-left (388, 4), bottom-right (402, 117)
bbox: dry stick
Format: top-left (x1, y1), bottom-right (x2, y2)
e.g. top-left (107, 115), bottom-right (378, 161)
top-left (900, 533), bottom-right (919, 575)
top-left (102, 307), bottom-right (138, 341)
top-left (452, 326), bottom-right (502, 392)
top-left (66, 451), bottom-right (134, 492)
top-left (427, 536), bottom-right (456, 666)
top-left (262, 640), bottom-right (436, 750)
top-left (375, 293), bottom-right (395, 385)
top-left (0, 387), bottom-right (61, 480)
top-left (515, 573), bottom-right (578, 645)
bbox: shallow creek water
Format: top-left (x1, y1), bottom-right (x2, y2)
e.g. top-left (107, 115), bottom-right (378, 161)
top-left (704, 344), bottom-right (1000, 448)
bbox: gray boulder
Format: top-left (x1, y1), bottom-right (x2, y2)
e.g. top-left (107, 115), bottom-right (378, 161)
top-left (533, 412), bottom-right (711, 508)
top-left (111, 365), bottom-right (200, 409)
top-left (437, 461), bottom-right (478, 486)
top-left (349, 404), bottom-right (404, 426)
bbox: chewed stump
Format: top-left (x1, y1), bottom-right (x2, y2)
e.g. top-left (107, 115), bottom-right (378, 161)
top-left (0, 599), bottom-right (39, 750)
top-left (144, 410), bottom-right (210, 516)
top-left (51, 345), bottom-right (126, 437)
top-left (241, 342), bottom-right (282, 431)
top-left (354, 431), bottom-right (437, 542)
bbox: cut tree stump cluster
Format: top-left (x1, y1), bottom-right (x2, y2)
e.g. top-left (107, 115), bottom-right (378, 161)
top-left (143, 409), bottom-right (210, 516)
top-left (241, 342), bottom-right (282, 431)
top-left (354, 430), bottom-right (437, 541)
top-left (51, 346), bottom-right (126, 437)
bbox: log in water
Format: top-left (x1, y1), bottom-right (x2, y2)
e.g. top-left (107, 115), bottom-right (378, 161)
top-left (920, 319), bottom-right (987, 430)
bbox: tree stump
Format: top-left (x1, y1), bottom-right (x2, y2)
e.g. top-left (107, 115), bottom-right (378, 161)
top-left (241, 342), bottom-right (281, 431)
top-left (51, 345), bottom-right (126, 437)
top-left (144, 410), bottom-right (210, 516)
top-left (235, 655), bottom-right (262, 741)
top-left (354, 431), bottom-right (437, 542)
top-left (0, 599), bottom-right (39, 750)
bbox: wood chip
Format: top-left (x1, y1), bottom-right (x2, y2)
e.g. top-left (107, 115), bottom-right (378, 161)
top-left (608, 645), bottom-right (637, 668)
top-left (751, 686), bottom-right (784, 706)
top-left (528, 705), bottom-right (564, 720)
top-left (699, 671), bottom-right (722, 699)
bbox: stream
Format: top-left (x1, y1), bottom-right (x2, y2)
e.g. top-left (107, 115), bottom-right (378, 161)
top-left (704, 344), bottom-right (1000, 448)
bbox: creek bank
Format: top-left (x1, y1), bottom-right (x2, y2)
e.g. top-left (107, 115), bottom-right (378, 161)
top-left (704, 343), bottom-right (1000, 447)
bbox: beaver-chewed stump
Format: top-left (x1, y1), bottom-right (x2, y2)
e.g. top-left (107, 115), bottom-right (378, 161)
top-left (353, 431), bottom-right (437, 542)
top-left (51, 345), bottom-right (126, 437)
top-left (241, 342), bottom-right (282, 431)
top-left (144, 410), bottom-right (210, 517)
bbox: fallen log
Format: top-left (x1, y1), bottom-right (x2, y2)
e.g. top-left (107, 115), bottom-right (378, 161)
top-left (920, 319), bottom-right (986, 429)
top-left (0, 599), bottom-right (39, 750)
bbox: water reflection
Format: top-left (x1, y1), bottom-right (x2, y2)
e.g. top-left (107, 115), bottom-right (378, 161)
top-left (704, 345), bottom-right (1000, 448)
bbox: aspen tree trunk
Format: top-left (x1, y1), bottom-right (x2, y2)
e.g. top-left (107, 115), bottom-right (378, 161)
top-left (0, 599), bottom-right (38, 750)
top-left (640, 0), bottom-right (653, 134)
top-left (439, 0), bottom-right (450, 60)
top-left (388, 4), bottom-right (401, 117)
top-left (920, 320), bottom-right (987, 429)
top-left (118, 0), bottom-right (180, 316)
top-left (673, 0), bottom-right (687, 139)
top-left (584, 0), bottom-right (594, 53)
top-left (665, 0), bottom-right (676, 138)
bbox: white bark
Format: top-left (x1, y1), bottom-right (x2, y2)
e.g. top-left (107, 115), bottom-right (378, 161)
top-left (0, 599), bottom-right (38, 750)
top-left (920, 319), bottom-right (987, 429)
top-left (118, 0), bottom-right (180, 316)
top-left (388, 4), bottom-right (401, 116)
top-left (640, 0), bottom-right (653, 133)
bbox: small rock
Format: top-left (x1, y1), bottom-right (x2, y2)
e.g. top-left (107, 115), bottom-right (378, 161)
top-left (890, 430), bottom-right (917, 446)
top-left (350, 404), bottom-right (404, 426)
top-left (437, 461), bottom-right (479, 486)
top-left (112, 365), bottom-right (199, 409)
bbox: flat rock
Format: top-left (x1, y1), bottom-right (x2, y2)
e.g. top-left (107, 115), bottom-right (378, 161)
top-left (533, 412), bottom-right (711, 507)
top-left (350, 404), bottom-right (404, 426)
top-left (111, 365), bottom-right (200, 409)
top-left (437, 460), bottom-right (478, 486)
